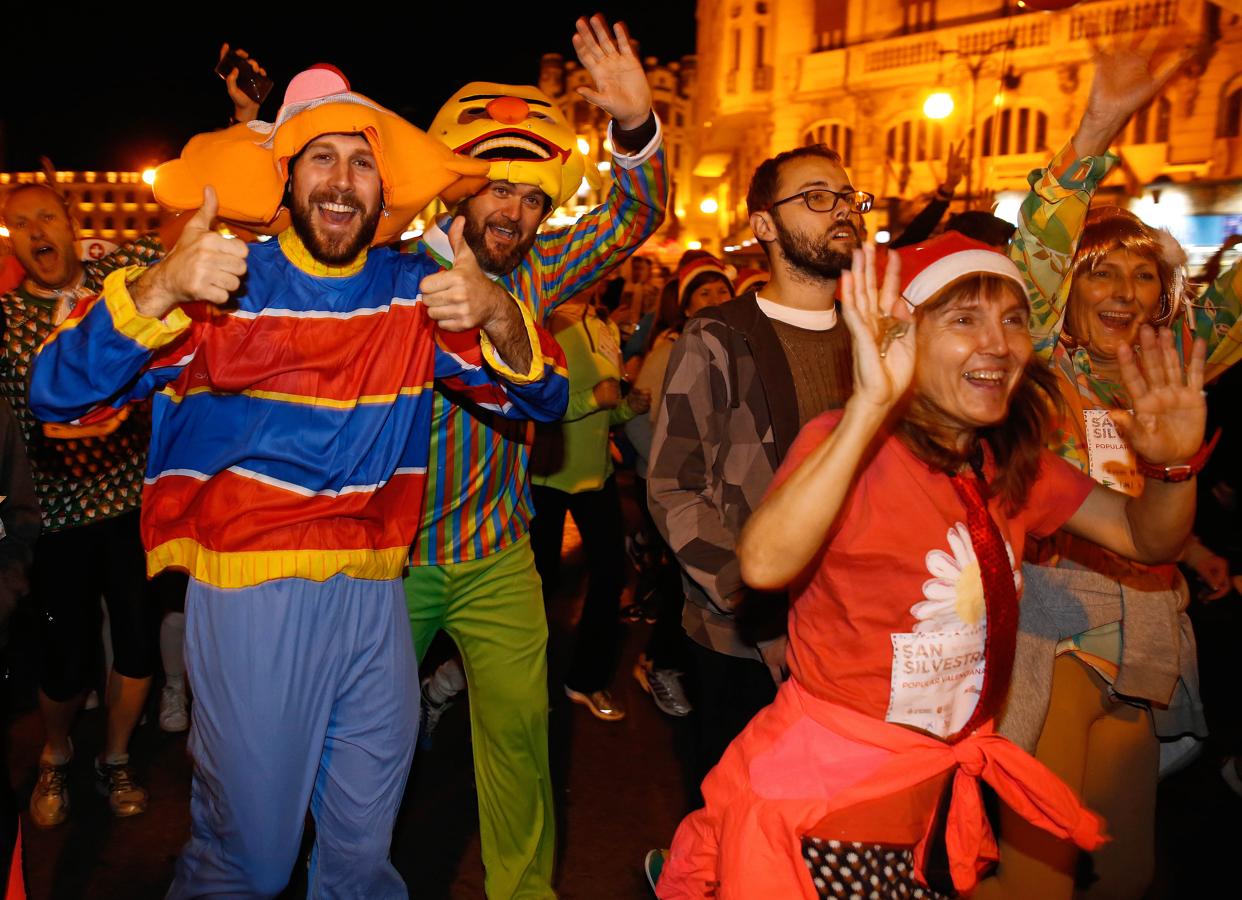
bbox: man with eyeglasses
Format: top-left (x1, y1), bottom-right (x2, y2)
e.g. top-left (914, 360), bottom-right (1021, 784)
top-left (648, 144), bottom-right (871, 783)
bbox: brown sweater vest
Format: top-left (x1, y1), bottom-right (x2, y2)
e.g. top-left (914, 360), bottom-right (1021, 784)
top-left (768, 317), bottom-right (854, 428)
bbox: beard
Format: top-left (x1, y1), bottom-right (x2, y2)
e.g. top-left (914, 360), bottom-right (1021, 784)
top-left (775, 217), bottom-right (858, 281)
top-left (290, 187), bottom-right (381, 266)
top-left (458, 202), bottom-right (538, 276)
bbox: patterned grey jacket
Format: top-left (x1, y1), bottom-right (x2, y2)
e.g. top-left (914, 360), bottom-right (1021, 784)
top-left (647, 293), bottom-right (851, 660)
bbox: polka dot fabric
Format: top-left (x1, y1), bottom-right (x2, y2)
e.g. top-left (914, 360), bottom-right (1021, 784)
top-left (801, 837), bottom-right (949, 900)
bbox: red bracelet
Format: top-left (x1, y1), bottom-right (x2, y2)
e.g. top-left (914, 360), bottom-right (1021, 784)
top-left (1134, 428), bottom-right (1221, 483)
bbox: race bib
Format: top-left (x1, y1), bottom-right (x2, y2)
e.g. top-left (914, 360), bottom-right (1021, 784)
top-left (1083, 409), bottom-right (1142, 497)
top-left (886, 625), bottom-right (986, 739)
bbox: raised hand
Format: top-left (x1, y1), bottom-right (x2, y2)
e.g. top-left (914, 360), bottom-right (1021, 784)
top-left (219, 43), bottom-right (268, 123)
top-left (942, 141), bottom-right (966, 193)
top-left (419, 217), bottom-right (512, 332)
top-left (130, 186), bottom-right (248, 319)
top-left (1111, 325), bottom-right (1207, 466)
top-left (838, 244), bottom-right (915, 412)
top-left (571, 15), bottom-right (652, 130)
top-left (1073, 26), bottom-right (1199, 156)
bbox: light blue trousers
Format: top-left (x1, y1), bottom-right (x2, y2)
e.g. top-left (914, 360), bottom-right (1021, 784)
top-left (168, 574), bottom-right (418, 899)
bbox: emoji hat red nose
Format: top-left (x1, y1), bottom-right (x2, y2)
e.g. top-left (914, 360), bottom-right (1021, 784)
top-left (486, 96), bottom-right (530, 125)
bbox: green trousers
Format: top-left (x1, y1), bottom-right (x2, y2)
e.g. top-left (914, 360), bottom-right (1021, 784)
top-left (404, 535), bottom-right (556, 899)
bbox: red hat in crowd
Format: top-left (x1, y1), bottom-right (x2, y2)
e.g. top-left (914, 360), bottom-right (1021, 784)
top-left (677, 255), bottom-right (732, 304)
top-left (895, 232), bottom-right (1025, 309)
top-left (733, 267), bottom-right (769, 297)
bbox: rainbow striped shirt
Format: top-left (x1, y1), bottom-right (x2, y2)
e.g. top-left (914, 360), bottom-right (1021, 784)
top-left (29, 229), bottom-right (567, 589)
top-left (408, 132), bottom-right (667, 565)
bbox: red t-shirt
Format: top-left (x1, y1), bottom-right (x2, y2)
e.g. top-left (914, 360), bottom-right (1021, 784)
top-left (772, 411), bottom-right (1095, 738)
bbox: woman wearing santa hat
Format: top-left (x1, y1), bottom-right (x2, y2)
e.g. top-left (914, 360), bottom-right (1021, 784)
top-left (653, 234), bottom-right (1208, 900)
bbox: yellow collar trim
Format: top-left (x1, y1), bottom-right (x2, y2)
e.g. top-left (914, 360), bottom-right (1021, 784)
top-left (278, 228), bottom-right (368, 277)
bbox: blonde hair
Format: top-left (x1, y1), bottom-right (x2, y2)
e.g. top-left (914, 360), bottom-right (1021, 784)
top-left (1070, 206), bottom-right (1185, 329)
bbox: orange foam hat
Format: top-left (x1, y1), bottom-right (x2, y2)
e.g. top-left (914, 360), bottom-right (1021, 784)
top-left (152, 66), bottom-right (490, 246)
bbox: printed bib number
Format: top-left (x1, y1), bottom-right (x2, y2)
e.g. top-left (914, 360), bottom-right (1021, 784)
top-left (886, 625), bottom-right (985, 738)
top-left (1083, 409), bottom-right (1142, 497)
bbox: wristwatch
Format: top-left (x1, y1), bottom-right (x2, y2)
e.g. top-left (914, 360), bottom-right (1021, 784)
top-left (1134, 429), bottom-right (1221, 482)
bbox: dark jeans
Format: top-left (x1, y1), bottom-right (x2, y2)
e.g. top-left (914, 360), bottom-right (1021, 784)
top-left (530, 476), bottom-right (625, 694)
top-left (690, 639), bottom-right (776, 782)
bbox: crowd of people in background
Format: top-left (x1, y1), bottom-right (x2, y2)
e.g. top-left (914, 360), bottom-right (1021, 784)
top-left (0, 13), bottom-right (1239, 900)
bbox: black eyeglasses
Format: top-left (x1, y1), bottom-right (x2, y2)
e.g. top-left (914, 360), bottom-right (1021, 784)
top-left (768, 188), bottom-right (875, 215)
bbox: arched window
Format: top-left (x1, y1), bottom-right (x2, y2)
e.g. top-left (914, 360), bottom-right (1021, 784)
top-left (979, 107), bottom-right (1048, 157)
top-left (803, 119), bottom-right (854, 166)
top-left (886, 118), bottom-right (944, 165)
top-left (1130, 96), bottom-right (1171, 144)
top-left (1219, 86), bottom-right (1242, 138)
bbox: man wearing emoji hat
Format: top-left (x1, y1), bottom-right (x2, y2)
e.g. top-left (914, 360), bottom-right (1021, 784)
top-left (29, 65), bottom-right (568, 898)
top-left (405, 15), bottom-right (666, 898)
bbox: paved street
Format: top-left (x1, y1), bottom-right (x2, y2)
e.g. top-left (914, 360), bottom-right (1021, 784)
top-left (6, 488), bottom-right (1242, 898)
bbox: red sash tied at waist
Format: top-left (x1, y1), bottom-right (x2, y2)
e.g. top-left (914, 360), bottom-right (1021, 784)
top-left (796, 680), bottom-right (1107, 894)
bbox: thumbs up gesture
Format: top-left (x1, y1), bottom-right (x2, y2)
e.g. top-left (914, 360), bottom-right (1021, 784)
top-left (419, 216), bottom-right (512, 333)
top-left (131, 186), bottom-right (249, 319)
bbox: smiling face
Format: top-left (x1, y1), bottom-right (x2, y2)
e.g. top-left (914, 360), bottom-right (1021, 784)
top-left (3, 185), bottom-right (83, 290)
top-left (458, 180), bottom-right (547, 275)
top-left (754, 155), bottom-right (863, 281)
top-left (288, 133), bottom-right (382, 265)
top-left (1066, 246), bottom-right (1164, 359)
top-left (912, 276), bottom-right (1034, 448)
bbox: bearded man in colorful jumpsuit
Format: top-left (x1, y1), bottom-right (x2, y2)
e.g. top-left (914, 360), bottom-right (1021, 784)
top-left (29, 66), bottom-right (568, 898)
top-left (404, 15), bottom-right (666, 898)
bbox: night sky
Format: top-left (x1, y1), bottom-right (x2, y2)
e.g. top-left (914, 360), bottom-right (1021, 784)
top-left (1, 3), bottom-right (696, 173)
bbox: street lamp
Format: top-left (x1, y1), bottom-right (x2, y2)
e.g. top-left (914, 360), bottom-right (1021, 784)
top-left (935, 39), bottom-right (1015, 210)
top-left (923, 92), bottom-right (954, 120)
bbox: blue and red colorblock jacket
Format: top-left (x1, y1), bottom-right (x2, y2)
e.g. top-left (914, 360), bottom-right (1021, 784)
top-left (28, 229), bottom-right (567, 589)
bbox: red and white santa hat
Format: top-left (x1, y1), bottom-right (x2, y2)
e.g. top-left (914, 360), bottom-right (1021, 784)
top-left (895, 232), bottom-right (1025, 309)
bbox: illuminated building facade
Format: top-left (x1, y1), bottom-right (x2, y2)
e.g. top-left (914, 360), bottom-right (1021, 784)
top-left (687, 0), bottom-right (1242, 266)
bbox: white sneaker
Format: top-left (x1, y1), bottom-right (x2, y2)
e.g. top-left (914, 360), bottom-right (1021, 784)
top-left (159, 680), bottom-right (189, 733)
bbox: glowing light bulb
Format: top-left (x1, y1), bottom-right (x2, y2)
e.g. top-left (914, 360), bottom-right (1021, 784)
top-left (923, 92), bottom-right (954, 120)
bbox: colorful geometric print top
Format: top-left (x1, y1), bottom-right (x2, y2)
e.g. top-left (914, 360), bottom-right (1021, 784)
top-left (0, 236), bottom-right (163, 530)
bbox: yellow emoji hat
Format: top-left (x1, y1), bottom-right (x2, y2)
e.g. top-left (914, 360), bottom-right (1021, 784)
top-left (153, 66), bottom-right (490, 245)
top-left (428, 82), bottom-right (602, 209)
